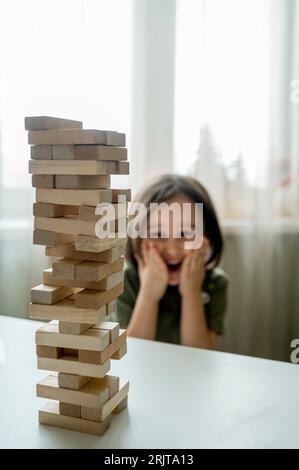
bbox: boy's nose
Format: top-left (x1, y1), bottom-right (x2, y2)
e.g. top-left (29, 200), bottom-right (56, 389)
top-left (164, 237), bottom-right (184, 260)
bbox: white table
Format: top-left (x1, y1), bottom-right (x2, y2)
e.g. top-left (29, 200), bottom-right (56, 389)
top-left (0, 315), bottom-right (298, 449)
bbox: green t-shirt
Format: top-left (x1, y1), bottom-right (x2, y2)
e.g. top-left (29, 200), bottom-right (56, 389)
top-left (110, 262), bottom-right (229, 345)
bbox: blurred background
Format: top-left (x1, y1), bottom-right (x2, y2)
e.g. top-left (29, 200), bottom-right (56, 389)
top-left (0, 0), bottom-right (298, 362)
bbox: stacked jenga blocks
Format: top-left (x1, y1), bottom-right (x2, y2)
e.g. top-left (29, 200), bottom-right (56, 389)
top-left (27, 116), bottom-right (130, 436)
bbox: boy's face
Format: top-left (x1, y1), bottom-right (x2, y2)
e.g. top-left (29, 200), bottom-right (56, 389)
top-left (142, 193), bottom-right (206, 286)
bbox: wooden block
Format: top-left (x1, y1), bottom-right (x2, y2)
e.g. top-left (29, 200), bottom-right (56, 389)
top-left (57, 374), bottom-right (118, 397)
top-left (100, 379), bottom-right (129, 420)
top-left (81, 379), bottom-right (129, 423)
top-left (35, 216), bottom-right (97, 237)
top-left (29, 160), bottom-right (116, 176)
top-left (51, 145), bottom-right (128, 161)
top-left (36, 322), bottom-right (110, 351)
top-left (32, 174), bottom-right (55, 189)
top-left (28, 129), bottom-right (125, 146)
top-left (58, 322), bottom-right (93, 335)
top-left (103, 375), bottom-right (120, 398)
top-left (25, 116), bottom-right (82, 131)
top-left (112, 395), bottom-right (128, 415)
top-left (61, 374), bottom-right (119, 398)
top-left (37, 374), bottom-right (110, 407)
top-left (39, 401), bottom-right (111, 436)
top-left (92, 321), bottom-right (119, 343)
top-left (112, 342), bottom-right (127, 360)
top-left (107, 132), bottom-right (126, 147)
top-left (33, 229), bottom-right (75, 246)
top-left (29, 299), bottom-right (106, 323)
top-left (52, 145), bottom-right (75, 160)
top-left (52, 258), bottom-right (83, 280)
top-left (43, 267), bottom-right (123, 291)
top-left (37, 372), bottom-right (120, 407)
top-left (37, 355), bottom-right (110, 378)
top-left (78, 330), bottom-right (126, 365)
top-left (58, 373), bottom-right (92, 390)
top-left (77, 350), bottom-right (103, 365)
top-left (74, 258), bottom-right (124, 282)
top-left (45, 243), bottom-right (122, 263)
top-left (35, 216), bottom-right (121, 237)
top-left (55, 175), bottom-right (111, 189)
top-left (74, 145), bottom-right (127, 161)
top-left (115, 161), bottom-right (129, 175)
top-left (79, 204), bottom-right (128, 222)
top-left (95, 271), bottom-right (123, 291)
top-left (33, 203), bottom-right (79, 218)
top-left (74, 283), bottom-right (124, 310)
top-left (111, 189), bottom-right (131, 203)
top-left (75, 235), bottom-right (127, 253)
top-left (36, 345), bottom-right (63, 359)
top-left (31, 145), bottom-right (52, 160)
top-left (59, 402), bottom-right (81, 418)
top-left (30, 284), bottom-right (74, 305)
top-left (35, 188), bottom-right (112, 206)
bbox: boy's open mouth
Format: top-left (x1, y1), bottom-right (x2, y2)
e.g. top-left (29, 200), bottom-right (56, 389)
top-left (166, 261), bottom-right (183, 272)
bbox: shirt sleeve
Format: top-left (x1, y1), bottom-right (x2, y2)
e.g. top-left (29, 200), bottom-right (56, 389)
top-left (110, 266), bottom-right (139, 329)
top-left (205, 274), bottom-right (229, 335)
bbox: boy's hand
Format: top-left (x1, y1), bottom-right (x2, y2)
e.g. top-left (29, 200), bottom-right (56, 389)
top-left (179, 241), bottom-right (208, 297)
top-left (135, 241), bottom-right (169, 302)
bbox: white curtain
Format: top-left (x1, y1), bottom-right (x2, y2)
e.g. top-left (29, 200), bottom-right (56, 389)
top-left (131, 0), bottom-right (299, 361)
top-left (130, 0), bottom-right (176, 186)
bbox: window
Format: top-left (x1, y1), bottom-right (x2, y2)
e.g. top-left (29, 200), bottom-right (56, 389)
top-left (0, 0), bottom-right (132, 189)
top-left (174, 0), bottom-right (272, 219)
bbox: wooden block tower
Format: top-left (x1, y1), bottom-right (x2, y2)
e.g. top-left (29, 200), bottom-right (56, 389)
top-left (27, 116), bottom-right (130, 436)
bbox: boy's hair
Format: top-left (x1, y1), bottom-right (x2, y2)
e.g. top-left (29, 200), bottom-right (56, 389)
top-left (126, 174), bottom-right (223, 269)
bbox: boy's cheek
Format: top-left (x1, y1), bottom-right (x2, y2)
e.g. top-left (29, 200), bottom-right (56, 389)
top-left (149, 239), bottom-right (162, 254)
top-left (140, 239), bottom-right (148, 249)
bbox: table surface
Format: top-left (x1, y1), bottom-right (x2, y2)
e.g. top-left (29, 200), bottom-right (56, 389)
top-left (0, 315), bottom-right (298, 449)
